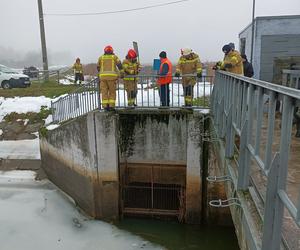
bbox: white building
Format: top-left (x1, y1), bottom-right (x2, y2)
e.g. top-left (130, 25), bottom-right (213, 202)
top-left (239, 15), bottom-right (300, 82)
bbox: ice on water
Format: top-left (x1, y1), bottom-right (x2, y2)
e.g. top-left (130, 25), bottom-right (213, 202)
top-left (0, 174), bottom-right (163, 250)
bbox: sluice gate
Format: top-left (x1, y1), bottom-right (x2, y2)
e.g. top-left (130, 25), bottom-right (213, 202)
top-left (120, 162), bottom-right (186, 220)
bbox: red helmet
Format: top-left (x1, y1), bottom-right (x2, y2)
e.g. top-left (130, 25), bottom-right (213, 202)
top-left (127, 49), bottom-right (137, 59)
top-left (104, 45), bottom-right (113, 53)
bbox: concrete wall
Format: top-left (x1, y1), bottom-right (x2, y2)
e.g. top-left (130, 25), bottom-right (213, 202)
top-left (239, 15), bottom-right (300, 79)
top-left (40, 112), bottom-right (119, 221)
top-left (118, 110), bottom-right (187, 164)
top-left (210, 122), bottom-right (265, 250)
top-left (40, 110), bottom-right (214, 224)
top-left (118, 110), bottom-right (204, 224)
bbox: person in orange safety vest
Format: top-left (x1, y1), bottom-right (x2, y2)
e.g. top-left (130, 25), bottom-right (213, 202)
top-left (157, 51), bottom-right (172, 107)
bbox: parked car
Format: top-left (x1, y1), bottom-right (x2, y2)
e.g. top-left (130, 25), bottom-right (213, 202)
top-left (0, 64), bottom-right (31, 89)
top-left (23, 66), bottom-right (39, 78)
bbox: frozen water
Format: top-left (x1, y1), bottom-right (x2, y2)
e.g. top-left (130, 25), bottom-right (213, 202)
top-left (0, 175), bottom-right (164, 250)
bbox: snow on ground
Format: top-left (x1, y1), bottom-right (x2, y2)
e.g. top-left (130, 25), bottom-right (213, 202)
top-left (59, 78), bottom-right (73, 85)
top-left (0, 138), bottom-right (40, 159)
top-left (45, 114), bottom-right (53, 125)
top-left (118, 81), bottom-right (212, 107)
top-left (59, 75), bottom-right (96, 85)
top-left (0, 175), bottom-right (163, 250)
top-left (46, 124), bottom-right (60, 130)
top-left (0, 96), bottom-right (52, 122)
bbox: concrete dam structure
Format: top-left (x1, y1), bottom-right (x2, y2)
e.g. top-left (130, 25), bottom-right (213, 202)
top-left (42, 70), bottom-right (300, 249)
top-left (40, 110), bottom-right (224, 224)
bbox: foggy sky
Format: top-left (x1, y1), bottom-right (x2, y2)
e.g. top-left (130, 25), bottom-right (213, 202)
top-left (1, 0), bottom-right (300, 66)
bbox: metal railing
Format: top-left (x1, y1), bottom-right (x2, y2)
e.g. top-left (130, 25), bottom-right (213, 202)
top-left (51, 74), bottom-right (213, 123)
top-left (51, 77), bottom-right (99, 122)
top-left (211, 70), bottom-right (300, 250)
top-left (24, 67), bottom-right (71, 83)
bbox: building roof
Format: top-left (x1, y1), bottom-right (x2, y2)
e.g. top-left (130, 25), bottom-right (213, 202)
top-left (239, 15), bottom-right (300, 36)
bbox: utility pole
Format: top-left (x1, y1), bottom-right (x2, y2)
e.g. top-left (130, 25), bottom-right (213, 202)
top-left (250, 0), bottom-right (256, 64)
top-left (37, 0), bottom-right (49, 81)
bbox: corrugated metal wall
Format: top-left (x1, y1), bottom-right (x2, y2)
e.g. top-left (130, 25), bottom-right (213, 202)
top-left (260, 34), bottom-right (300, 82)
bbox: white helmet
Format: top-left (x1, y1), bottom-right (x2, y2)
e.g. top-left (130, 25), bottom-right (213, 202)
top-left (182, 48), bottom-right (192, 56)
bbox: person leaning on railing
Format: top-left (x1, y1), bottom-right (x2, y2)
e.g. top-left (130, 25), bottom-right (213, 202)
top-left (122, 49), bottom-right (141, 107)
top-left (157, 51), bottom-right (172, 107)
top-left (97, 45), bottom-right (123, 111)
top-left (175, 48), bottom-right (202, 106)
top-left (213, 44), bottom-right (244, 75)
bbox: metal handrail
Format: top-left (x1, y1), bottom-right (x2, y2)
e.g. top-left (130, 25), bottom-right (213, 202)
top-left (212, 70), bottom-right (300, 250)
top-left (51, 74), bottom-right (214, 123)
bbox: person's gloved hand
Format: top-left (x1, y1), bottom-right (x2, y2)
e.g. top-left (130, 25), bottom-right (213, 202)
top-left (197, 72), bottom-right (202, 78)
top-left (224, 63), bottom-right (233, 69)
top-left (175, 72), bottom-right (180, 77)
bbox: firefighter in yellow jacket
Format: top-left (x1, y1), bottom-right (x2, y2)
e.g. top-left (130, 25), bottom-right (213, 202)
top-left (97, 45), bottom-right (123, 110)
top-left (220, 44), bottom-right (244, 75)
top-left (72, 58), bottom-right (83, 84)
top-left (122, 49), bottom-right (141, 106)
top-left (175, 48), bottom-right (202, 106)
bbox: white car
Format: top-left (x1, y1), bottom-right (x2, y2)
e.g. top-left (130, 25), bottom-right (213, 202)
top-left (0, 64), bottom-right (31, 89)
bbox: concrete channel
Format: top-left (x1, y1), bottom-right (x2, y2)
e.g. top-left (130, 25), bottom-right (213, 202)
top-left (40, 109), bottom-right (233, 226)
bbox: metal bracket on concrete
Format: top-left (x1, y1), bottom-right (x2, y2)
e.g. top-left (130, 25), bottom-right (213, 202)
top-left (200, 131), bottom-right (219, 142)
top-left (206, 175), bottom-right (233, 183)
top-left (209, 198), bottom-right (241, 208)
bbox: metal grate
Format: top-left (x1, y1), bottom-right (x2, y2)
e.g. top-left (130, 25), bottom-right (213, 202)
top-left (124, 182), bottom-right (183, 210)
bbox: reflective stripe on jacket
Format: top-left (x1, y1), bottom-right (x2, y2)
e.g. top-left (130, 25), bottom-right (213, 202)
top-left (97, 54), bottom-right (122, 78)
top-left (158, 58), bottom-right (172, 85)
top-left (122, 59), bottom-right (140, 80)
top-left (175, 53), bottom-right (202, 75)
top-left (72, 63), bottom-right (83, 73)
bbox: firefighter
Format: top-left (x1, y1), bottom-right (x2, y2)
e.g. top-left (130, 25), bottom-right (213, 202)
top-left (122, 49), bottom-right (141, 107)
top-left (157, 51), bottom-right (172, 106)
top-left (97, 45), bottom-right (123, 111)
top-left (220, 44), bottom-right (244, 75)
top-left (72, 58), bottom-right (83, 84)
top-left (175, 48), bottom-right (202, 106)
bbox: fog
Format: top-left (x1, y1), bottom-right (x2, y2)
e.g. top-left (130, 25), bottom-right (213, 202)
top-left (1, 0), bottom-right (300, 67)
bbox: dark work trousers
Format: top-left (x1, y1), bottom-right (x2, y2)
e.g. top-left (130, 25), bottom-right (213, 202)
top-left (160, 84), bottom-right (170, 106)
top-left (75, 73), bottom-right (83, 84)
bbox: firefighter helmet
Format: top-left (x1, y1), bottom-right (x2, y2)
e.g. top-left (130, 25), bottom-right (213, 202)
top-left (127, 49), bottom-right (137, 59)
top-left (104, 45), bottom-right (114, 53)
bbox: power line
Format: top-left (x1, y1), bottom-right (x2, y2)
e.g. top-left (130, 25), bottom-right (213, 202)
top-left (44, 0), bottom-right (190, 16)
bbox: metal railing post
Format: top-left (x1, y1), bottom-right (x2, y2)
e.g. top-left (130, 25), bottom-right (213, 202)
top-left (264, 91), bottom-right (276, 171)
top-left (261, 153), bottom-right (281, 250)
top-left (225, 78), bottom-right (237, 158)
top-left (57, 70), bottom-right (60, 83)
